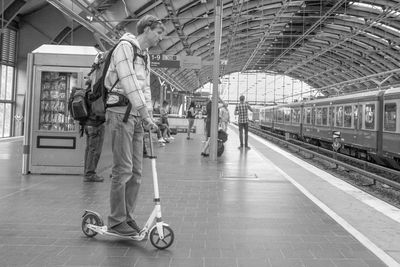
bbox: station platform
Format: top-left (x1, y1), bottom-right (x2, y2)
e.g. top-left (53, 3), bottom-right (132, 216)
top-left (0, 126), bottom-right (399, 267)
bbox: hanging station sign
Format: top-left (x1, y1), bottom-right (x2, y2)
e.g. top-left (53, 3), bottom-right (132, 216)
top-left (150, 54), bottom-right (180, 68)
top-left (149, 54), bottom-right (202, 69)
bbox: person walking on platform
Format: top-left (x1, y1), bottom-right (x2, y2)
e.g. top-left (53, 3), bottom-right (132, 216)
top-left (83, 80), bottom-right (105, 183)
top-left (186, 101), bottom-right (196, 139)
top-left (160, 100), bottom-right (174, 141)
top-left (105, 15), bottom-right (165, 236)
top-left (235, 95), bottom-right (253, 149)
top-left (219, 102), bottom-right (230, 132)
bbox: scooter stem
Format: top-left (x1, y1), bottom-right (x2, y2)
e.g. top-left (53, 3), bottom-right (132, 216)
top-left (146, 130), bottom-right (160, 200)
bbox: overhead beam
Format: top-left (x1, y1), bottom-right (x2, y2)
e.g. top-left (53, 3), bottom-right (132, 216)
top-left (1, 0), bottom-right (26, 30)
top-left (285, 2), bottom-right (400, 75)
top-left (161, 0), bottom-right (202, 89)
top-left (315, 68), bottom-right (400, 94)
top-left (264, 0), bottom-right (347, 71)
top-left (241, 1), bottom-right (292, 72)
top-left (70, 0), bottom-right (116, 36)
top-left (47, 0), bottom-right (117, 44)
top-left (221, 0), bottom-right (244, 76)
top-left (151, 69), bottom-right (185, 92)
top-left (53, 26), bottom-right (72, 44)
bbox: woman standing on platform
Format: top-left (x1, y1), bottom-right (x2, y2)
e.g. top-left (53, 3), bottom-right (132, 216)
top-left (219, 103), bottom-right (230, 132)
top-left (186, 101), bottom-right (196, 139)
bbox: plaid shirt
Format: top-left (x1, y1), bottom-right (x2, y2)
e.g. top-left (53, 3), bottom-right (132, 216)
top-left (235, 102), bottom-right (251, 123)
top-left (105, 33), bottom-right (151, 118)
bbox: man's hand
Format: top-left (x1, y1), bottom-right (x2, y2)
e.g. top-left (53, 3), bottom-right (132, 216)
top-left (143, 117), bottom-right (158, 131)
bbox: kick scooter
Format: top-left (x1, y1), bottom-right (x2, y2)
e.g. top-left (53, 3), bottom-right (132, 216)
top-left (81, 130), bottom-right (174, 249)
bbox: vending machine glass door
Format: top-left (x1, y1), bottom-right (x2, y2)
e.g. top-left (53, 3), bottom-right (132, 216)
top-left (39, 71), bottom-right (77, 132)
top-left (30, 67), bottom-right (88, 174)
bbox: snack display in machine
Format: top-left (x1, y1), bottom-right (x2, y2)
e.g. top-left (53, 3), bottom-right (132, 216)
top-left (39, 71), bottom-right (77, 132)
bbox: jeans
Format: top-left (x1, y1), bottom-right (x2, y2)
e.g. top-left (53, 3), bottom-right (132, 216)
top-left (238, 122), bottom-right (249, 147)
top-left (84, 124), bottom-right (105, 178)
top-left (187, 118), bottom-right (194, 136)
top-left (106, 111), bottom-right (144, 228)
top-left (220, 121), bottom-right (228, 132)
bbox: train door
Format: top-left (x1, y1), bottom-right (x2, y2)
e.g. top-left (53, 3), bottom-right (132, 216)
top-left (352, 104), bottom-right (362, 147)
top-left (329, 104), bottom-right (334, 129)
top-left (299, 105), bottom-right (304, 138)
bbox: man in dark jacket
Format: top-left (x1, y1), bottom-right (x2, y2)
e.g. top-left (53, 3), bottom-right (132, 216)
top-left (83, 80), bottom-right (105, 182)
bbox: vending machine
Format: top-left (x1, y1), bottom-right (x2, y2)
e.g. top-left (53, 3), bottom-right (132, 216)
top-left (23, 45), bottom-right (98, 174)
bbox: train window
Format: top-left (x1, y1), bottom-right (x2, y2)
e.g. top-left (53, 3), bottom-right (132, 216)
top-left (316, 108), bottom-right (322, 125)
top-left (311, 108), bottom-right (315, 125)
top-left (292, 108), bottom-right (300, 124)
top-left (358, 105), bottom-right (363, 129)
top-left (344, 105), bottom-right (352, 128)
top-left (353, 105), bottom-right (358, 123)
top-left (353, 105), bottom-right (361, 129)
top-left (305, 108), bottom-right (311, 124)
top-left (384, 103), bottom-right (396, 131)
top-left (277, 109), bottom-right (283, 122)
top-left (336, 106), bottom-right (343, 127)
top-left (322, 107), bottom-right (328, 126)
top-left (284, 108), bottom-right (291, 123)
top-left (365, 104), bottom-right (375, 129)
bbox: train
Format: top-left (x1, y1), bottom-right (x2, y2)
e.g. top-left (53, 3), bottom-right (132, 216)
top-left (251, 87), bottom-right (400, 170)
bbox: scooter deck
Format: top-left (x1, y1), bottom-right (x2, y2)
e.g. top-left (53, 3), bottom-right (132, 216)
top-left (87, 224), bottom-right (145, 241)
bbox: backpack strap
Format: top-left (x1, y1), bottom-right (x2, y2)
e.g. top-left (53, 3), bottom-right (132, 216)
top-left (105, 41), bottom-right (143, 123)
top-left (122, 103), bottom-right (132, 123)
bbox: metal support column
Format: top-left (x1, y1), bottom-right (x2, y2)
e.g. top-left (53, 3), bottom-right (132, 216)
top-left (22, 54), bottom-right (34, 174)
top-left (210, 0), bottom-right (223, 161)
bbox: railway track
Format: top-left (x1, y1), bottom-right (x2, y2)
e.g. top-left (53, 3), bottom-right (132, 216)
top-left (247, 124), bottom-right (400, 194)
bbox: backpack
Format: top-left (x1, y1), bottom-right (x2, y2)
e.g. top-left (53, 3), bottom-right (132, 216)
top-left (218, 129), bottom-right (228, 143)
top-left (69, 87), bottom-right (89, 122)
top-left (68, 86), bottom-right (90, 136)
top-left (86, 40), bottom-right (145, 123)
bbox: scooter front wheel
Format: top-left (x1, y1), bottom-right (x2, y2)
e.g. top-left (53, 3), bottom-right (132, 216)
top-left (149, 225), bottom-right (174, 249)
top-left (82, 212), bottom-right (103, 237)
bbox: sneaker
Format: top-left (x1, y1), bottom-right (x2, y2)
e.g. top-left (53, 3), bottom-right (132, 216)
top-left (238, 145), bottom-right (243, 149)
top-left (159, 142), bottom-right (166, 147)
top-left (245, 146), bottom-right (251, 150)
top-left (83, 174), bottom-right (104, 182)
top-left (186, 136), bottom-right (190, 140)
top-left (127, 219), bottom-right (141, 233)
top-left (169, 136), bottom-right (175, 140)
top-left (158, 138), bottom-right (166, 143)
top-left (108, 222), bottom-right (138, 236)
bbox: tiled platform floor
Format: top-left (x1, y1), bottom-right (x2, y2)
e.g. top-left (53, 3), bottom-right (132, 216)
top-left (0, 127), bottom-right (393, 267)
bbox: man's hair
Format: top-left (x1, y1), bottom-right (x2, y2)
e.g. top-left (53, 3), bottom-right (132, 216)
top-left (137, 15), bottom-right (165, 34)
top-left (239, 95), bottom-right (245, 101)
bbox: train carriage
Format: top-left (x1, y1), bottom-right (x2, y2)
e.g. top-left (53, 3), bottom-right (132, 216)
top-left (302, 90), bottom-right (383, 157)
top-left (255, 87), bottom-right (400, 169)
top-left (382, 88), bottom-right (400, 164)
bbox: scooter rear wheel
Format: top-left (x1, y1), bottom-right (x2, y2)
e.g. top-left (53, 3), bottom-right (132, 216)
top-left (149, 225), bottom-right (174, 249)
top-left (82, 212), bottom-right (103, 237)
